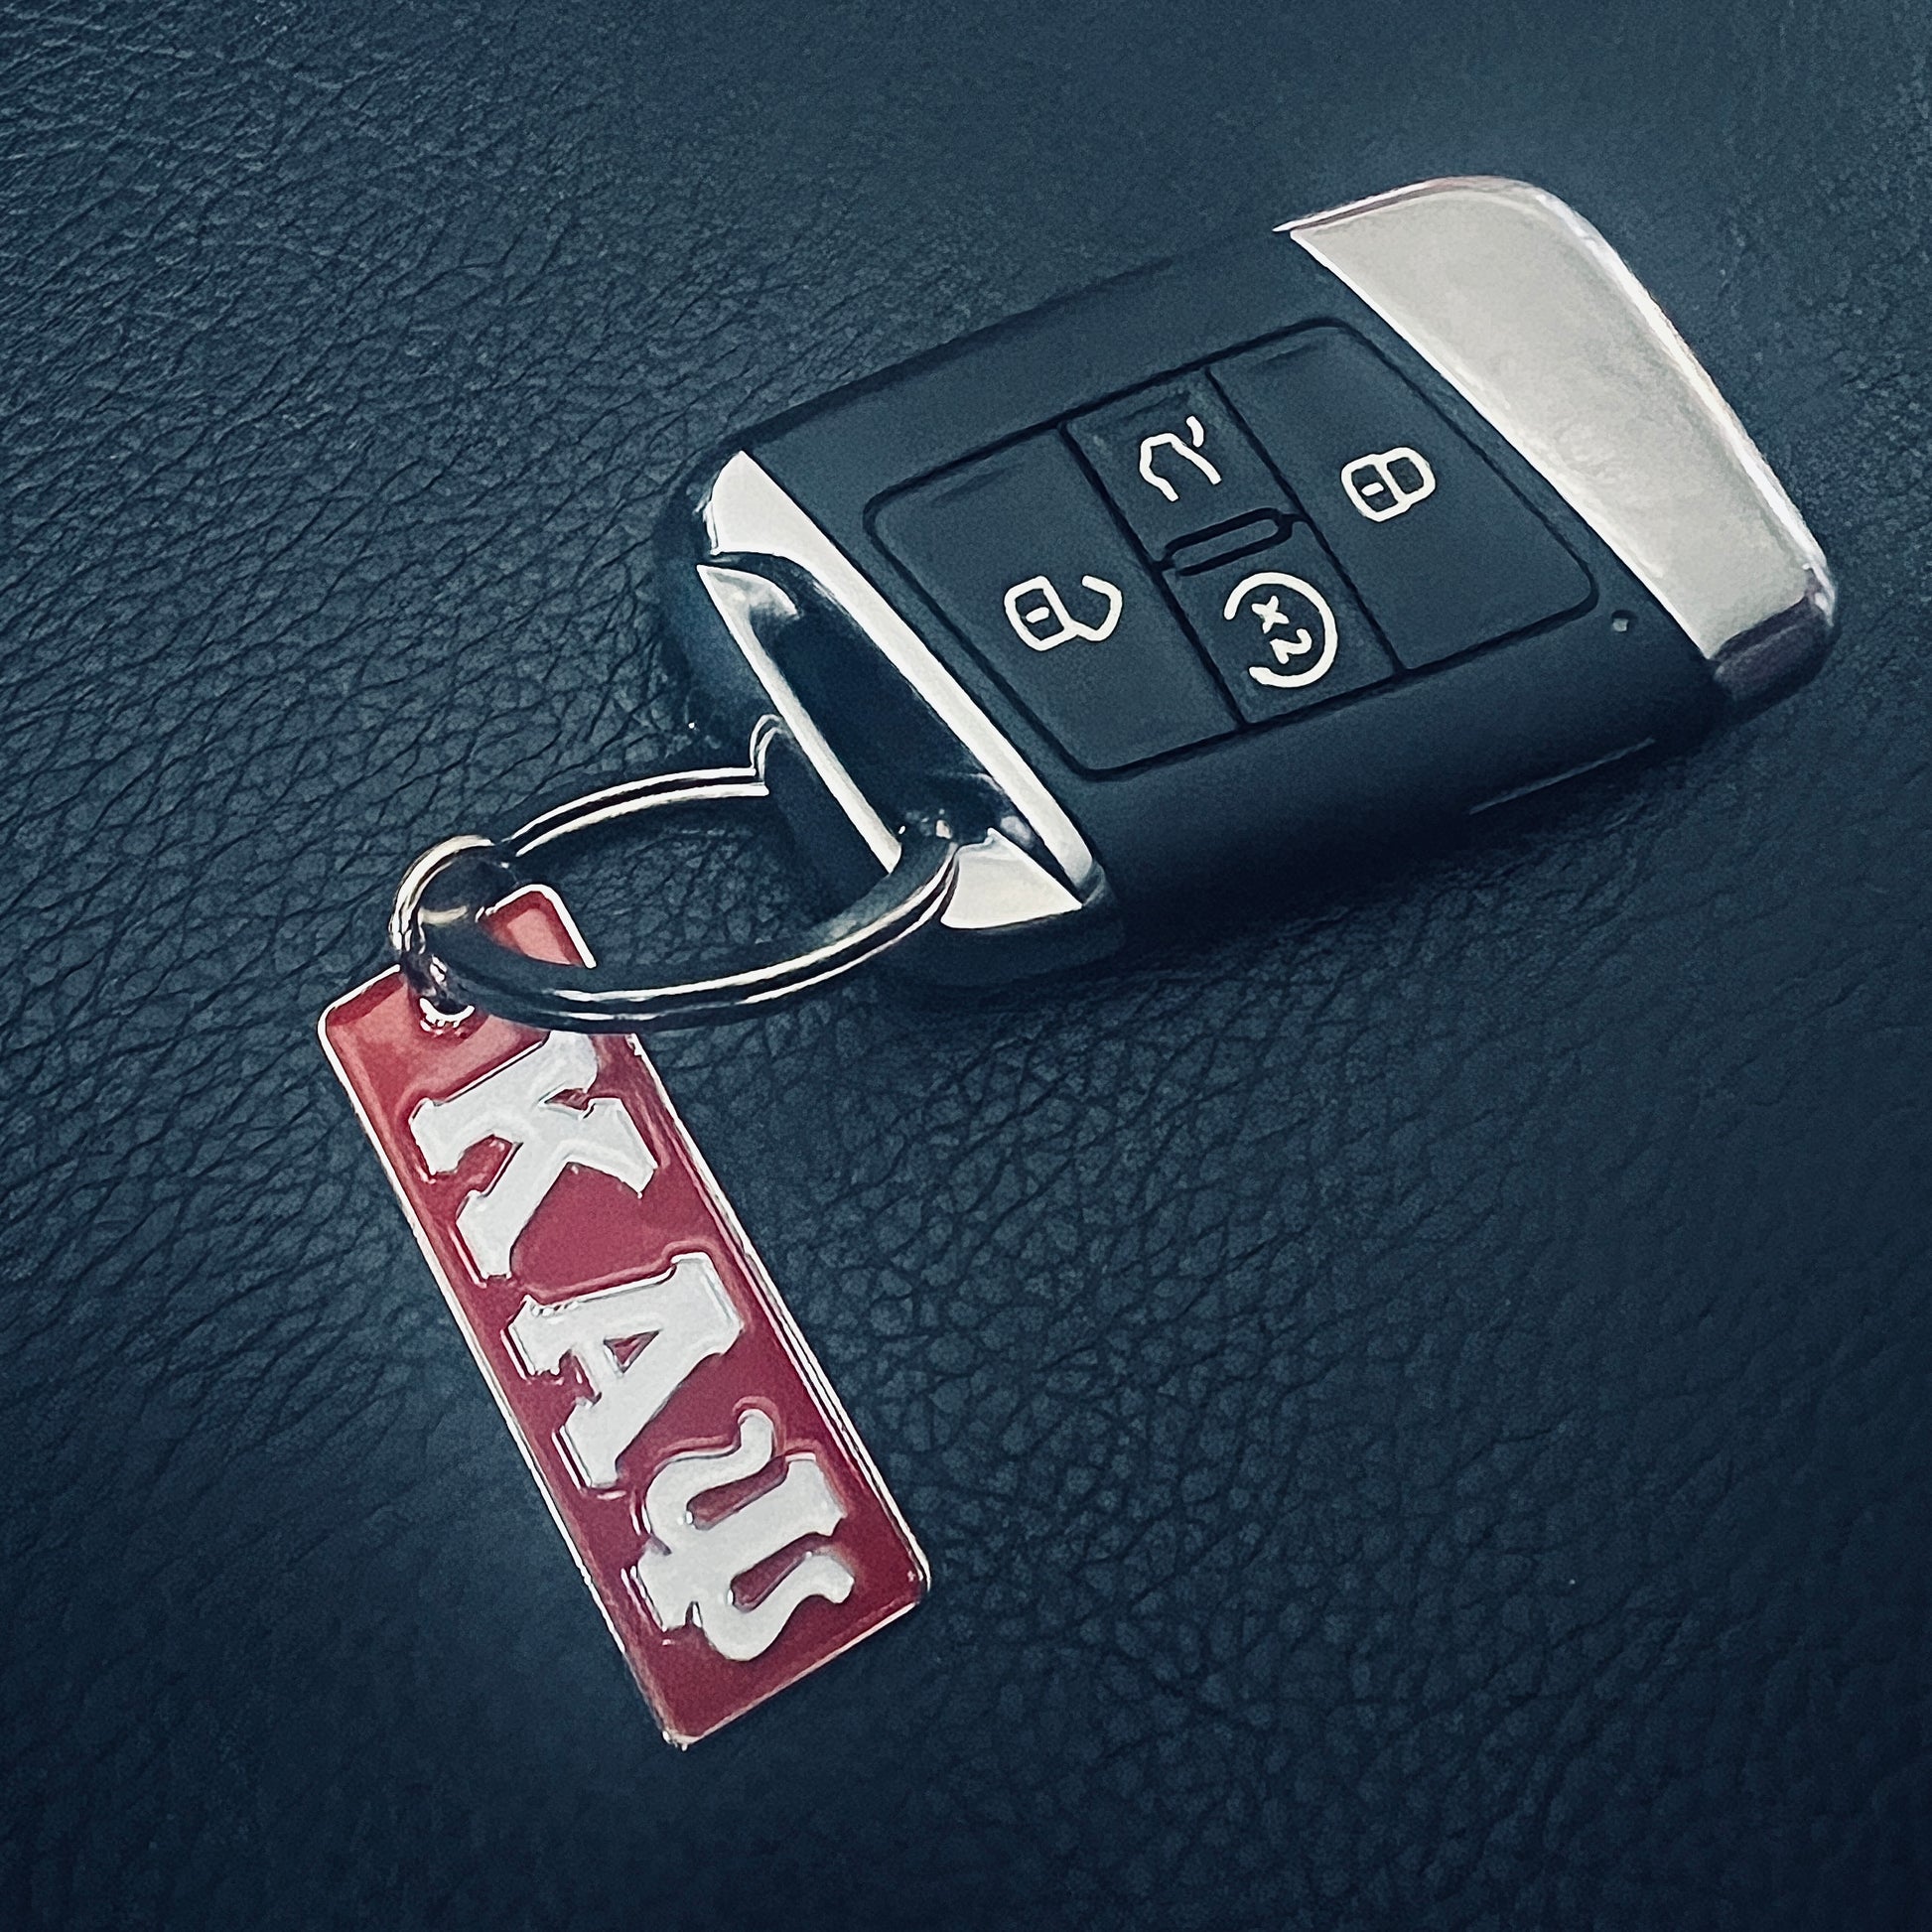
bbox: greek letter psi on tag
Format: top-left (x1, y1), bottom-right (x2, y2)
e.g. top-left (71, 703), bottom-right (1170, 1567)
top-left (319, 886), bottom-right (925, 1745)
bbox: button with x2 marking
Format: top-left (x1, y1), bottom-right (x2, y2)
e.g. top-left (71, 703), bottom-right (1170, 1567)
top-left (1167, 524), bottom-right (1395, 723)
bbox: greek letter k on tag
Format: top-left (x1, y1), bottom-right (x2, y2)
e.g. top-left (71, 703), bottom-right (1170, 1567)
top-left (320, 886), bottom-right (925, 1745)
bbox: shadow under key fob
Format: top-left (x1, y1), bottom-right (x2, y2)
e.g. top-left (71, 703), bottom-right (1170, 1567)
top-left (660, 177), bottom-right (1836, 983)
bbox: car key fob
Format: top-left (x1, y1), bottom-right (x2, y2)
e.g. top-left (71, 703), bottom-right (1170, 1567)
top-left (659, 177), bottom-right (1836, 982)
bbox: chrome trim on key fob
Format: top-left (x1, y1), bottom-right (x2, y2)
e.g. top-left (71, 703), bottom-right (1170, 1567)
top-left (1288, 178), bottom-right (1835, 711)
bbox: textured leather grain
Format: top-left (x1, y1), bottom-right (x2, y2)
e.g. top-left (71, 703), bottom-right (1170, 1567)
top-left (3, 2), bottom-right (1930, 1926)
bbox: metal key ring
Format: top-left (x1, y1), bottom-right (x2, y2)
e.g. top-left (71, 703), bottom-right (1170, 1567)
top-left (389, 727), bottom-right (961, 1032)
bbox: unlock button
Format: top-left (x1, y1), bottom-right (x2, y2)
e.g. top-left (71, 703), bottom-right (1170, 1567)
top-left (874, 430), bottom-right (1236, 771)
top-left (1003, 571), bottom-right (1125, 650)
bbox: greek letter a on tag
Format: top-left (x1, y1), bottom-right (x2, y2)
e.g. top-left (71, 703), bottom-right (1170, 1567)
top-left (408, 1031), bottom-right (654, 1278)
top-left (507, 1251), bottom-right (744, 1489)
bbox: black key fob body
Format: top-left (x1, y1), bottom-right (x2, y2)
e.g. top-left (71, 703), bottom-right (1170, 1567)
top-left (660, 178), bottom-right (1836, 981)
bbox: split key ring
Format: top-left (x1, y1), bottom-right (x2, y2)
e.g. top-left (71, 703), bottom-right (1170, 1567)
top-left (388, 723), bottom-right (961, 1033)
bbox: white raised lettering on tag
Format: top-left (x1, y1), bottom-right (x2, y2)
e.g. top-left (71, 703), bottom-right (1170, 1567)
top-left (408, 1030), bottom-right (655, 1278)
top-left (506, 1251), bottom-right (744, 1489)
top-left (636, 1408), bottom-right (855, 1662)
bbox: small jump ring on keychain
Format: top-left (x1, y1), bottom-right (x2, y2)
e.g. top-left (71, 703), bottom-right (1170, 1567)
top-left (388, 725), bottom-right (961, 1032)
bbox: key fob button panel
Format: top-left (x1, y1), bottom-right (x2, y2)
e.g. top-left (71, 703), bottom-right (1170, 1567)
top-left (872, 431), bottom-right (1237, 772)
top-left (1168, 525), bottom-right (1395, 723)
top-left (878, 325), bottom-right (1587, 775)
top-left (1212, 328), bottom-right (1594, 669)
top-left (1067, 379), bottom-right (1288, 562)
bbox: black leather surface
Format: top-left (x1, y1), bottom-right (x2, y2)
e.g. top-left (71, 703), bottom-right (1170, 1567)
top-left (4, 2), bottom-right (1929, 1925)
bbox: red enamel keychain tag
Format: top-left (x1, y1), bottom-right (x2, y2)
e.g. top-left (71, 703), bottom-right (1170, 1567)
top-left (322, 867), bottom-right (935, 1745)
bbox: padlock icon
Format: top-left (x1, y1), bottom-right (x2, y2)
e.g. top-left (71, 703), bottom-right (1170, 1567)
top-left (1002, 573), bottom-right (1126, 651)
top-left (1340, 446), bottom-right (1438, 522)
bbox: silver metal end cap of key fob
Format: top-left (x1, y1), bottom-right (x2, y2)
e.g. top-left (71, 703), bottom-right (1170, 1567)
top-left (1287, 177), bottom-right (1836, 712)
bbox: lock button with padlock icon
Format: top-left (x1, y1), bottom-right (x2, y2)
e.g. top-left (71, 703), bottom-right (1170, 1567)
top-left (1216, 328), bottom-right (1591, 669)
top-left (1340, 446), bottom-right (1438, 521)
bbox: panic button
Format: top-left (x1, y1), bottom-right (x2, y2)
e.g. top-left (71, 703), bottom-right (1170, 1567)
top-left (1213, 327), bottom-right (1592, 669)
top-left (875, 431), bottom-right (1236, 771)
